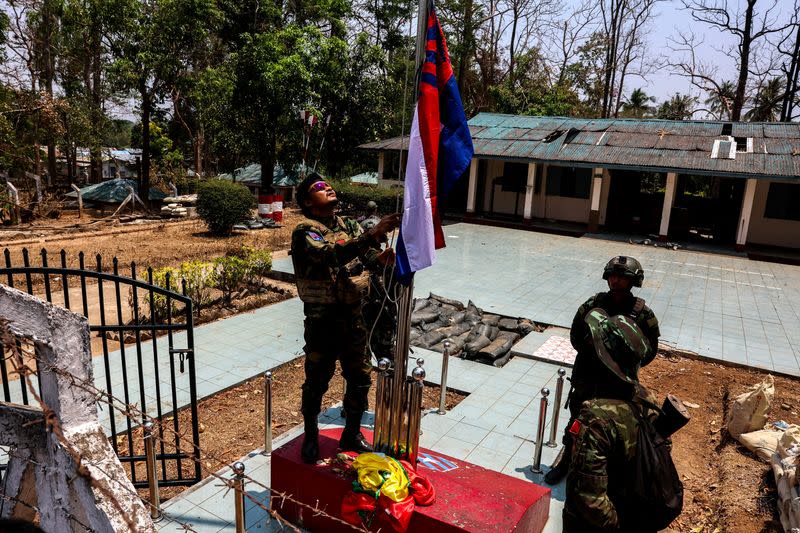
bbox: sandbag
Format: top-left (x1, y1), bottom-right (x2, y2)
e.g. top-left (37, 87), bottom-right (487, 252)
top-left (420, 330), bottom-right (446, 348)
top-left (413, 298), bottom-right (430, 313)
top-left (448, 311), bottom-right (466, 325)
top-left (738, 429), bottom-right (784, 462)
top-left (518, 319), bottom-right (535, 335)
top-left (498, 317), bottom-right (519, 331)
top-left (429, 292), bottom-right (464, 310)
top-left (482, 314), bottom-right (500, 326)
top-left (421, 318), bottom-right (448, 332)
top-left (464, 312), bottom-right (482, 326)
top-left (726, 375), bottom-right (774, 438)
top-left (474, 323), bottom-right (499, 341)
top-left (476, 335), bottom-right (516, 361)
top-left (413, 309), bottom-right (440, 325)
top-left (464, 335), bottom-right (491, 358)
top-left (437, 322), bottom-right (471, 338)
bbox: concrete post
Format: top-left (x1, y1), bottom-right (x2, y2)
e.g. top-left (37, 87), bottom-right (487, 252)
top-left (377, 152), bottom-right (385, 180)
top-left (466, 158), bottom-right (478, 214)
top-left (588, 168), bottom-right (604, 232)
top-left (736, 178), bottom-right (758, 251)
top-left (523, 163), bottom-right (536, 221)
top-left (659, 172), bottom-right (678, 240)
top-left (0, 285), bottom-right (156, 532)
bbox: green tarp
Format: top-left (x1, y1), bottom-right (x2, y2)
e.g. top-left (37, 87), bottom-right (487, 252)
top-left (65, 178), bottom-right (167, 203)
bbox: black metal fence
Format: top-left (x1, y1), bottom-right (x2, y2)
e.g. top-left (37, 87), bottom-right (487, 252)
top-left (0, 247), bottom-right (201, 488)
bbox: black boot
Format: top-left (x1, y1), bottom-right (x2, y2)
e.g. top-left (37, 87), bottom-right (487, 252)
top-left (301, 416), bottom-right (319, 464)
top-left (544, 445), bottom-right (571, 485)
top-left (339, 411), bottom-right (373, 454)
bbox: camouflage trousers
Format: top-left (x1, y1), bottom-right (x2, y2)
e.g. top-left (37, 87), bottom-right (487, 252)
top-left (362, 277), bottom-right (397, 361)
top-left (301, 303), bottom-right (372, 418)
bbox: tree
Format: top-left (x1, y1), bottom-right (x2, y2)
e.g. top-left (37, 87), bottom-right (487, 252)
top-left (745, 77), bottom-right (785, 121)
top-left (778, 2), bottom-right (800, 121)
top-left (656, 93), bottom-right (697, 120)
top-left (703, 80), bottom-right (736, 120)
top-left (669, 0), bottom-right (793, 121)
top-left (109, 0), bottom-right (220, 195)
top-left (621, 87), bottom-right (654, 117)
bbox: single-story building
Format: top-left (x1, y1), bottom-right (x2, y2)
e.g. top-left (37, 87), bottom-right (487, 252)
top-left (360, 114), bottom-right (800, 251)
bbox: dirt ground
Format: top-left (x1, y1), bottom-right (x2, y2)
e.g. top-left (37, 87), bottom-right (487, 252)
top-left (0, 209), bottom-right (303, 274)
top-left (642, 350), bottom-right (798, 533)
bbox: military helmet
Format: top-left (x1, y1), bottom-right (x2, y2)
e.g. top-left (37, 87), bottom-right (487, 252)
top-left (366, 200), bottom-right (378, 210)
top-left (602, 256), bottom-right (644, 287)
top-left (585, 308), bottom-right (651, 384)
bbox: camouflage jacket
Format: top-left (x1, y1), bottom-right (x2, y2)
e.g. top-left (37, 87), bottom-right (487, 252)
top-left (290, 215), bottom-right (380, 311)
top-left (563, 388), bottom-right (662, 532)
top-left (570, 291), bottom-right (660, 385)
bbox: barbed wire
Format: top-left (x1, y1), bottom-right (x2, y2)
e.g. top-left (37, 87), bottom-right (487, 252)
top-left (0, 320), bottom-right (371, 533)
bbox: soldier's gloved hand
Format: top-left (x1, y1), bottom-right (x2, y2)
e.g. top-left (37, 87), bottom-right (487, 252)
top-left (370, 213), bottom-right (401, 242)
top-left (377, 248), bottom-right (395, 266)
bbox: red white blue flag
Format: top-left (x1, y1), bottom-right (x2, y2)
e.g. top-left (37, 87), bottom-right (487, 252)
top-left (395, 1), bottom-right (474, 284)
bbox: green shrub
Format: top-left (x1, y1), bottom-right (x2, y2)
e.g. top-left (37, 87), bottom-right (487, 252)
top-left (214, 255), bottom-right (249, 304)
top-left (178, 260), bottom-right (216, 315)
top-left (237, 245), bottom-right (272, 284)
top-left (146, 266), bottom-right (182, 321)
top-left (329, 180), bottom-right (402, 216)
top-left (197, 180), bottom-right (254, 235)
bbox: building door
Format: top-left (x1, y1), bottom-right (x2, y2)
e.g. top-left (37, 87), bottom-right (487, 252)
top-left (604, 170), bottom-right (664, 234)
top-left (716, 178), bottom-right (746, 243)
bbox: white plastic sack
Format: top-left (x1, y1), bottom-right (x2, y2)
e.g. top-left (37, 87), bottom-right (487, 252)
top-left (739, 428), bottom-right (786, 462)
top-left (726, 375), bottom-right (774, 438)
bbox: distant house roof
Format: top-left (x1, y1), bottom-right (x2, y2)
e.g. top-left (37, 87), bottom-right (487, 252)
top-left (359, 113), bottom-right (800, 181)
top-left (65, 178), bottom-right (167, 203)
top-left (217, 163), bottom-right (321, 187)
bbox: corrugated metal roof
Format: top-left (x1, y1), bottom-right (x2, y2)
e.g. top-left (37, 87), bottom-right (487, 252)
top-left (358, 113), bottom-right (800, 180)
top-left (65, 178), bottom-right (166, 202)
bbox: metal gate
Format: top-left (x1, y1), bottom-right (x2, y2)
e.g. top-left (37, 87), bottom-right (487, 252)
top-left (0, 247), bottom-right (201, 488)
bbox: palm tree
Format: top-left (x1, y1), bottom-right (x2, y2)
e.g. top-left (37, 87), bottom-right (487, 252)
top-left (622, 88), bottom-right (656, 118)
top-left (704, 81), bottom-right (736, 120)
top-left (745, 78), bottom-right (785, 122)
top-left (656, 93), bottom-right (697, 120)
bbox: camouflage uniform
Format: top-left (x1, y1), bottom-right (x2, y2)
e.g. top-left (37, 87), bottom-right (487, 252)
top-left (291, 215), bottom-right (380, 419)
top-left (569, 291), bottom-right (660, 404)
top-left (359, 211), bottom-right (397, 361)
top-left (563, 388), bottom-right (661, 532)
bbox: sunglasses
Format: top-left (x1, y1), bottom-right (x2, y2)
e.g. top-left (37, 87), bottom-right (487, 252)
top-left (308, 181), bottom-right (329, 193)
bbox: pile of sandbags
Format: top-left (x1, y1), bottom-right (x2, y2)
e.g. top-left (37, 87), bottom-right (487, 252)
top-left (725, 375), bottom-right (800, 531)
top-left (161, 194), bottom-right (197, 218)
top-left (409, 293), bottom-right (536, 367)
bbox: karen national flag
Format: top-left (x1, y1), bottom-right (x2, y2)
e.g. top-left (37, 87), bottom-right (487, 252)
top-left (395, 0), bottom-right (474, 284)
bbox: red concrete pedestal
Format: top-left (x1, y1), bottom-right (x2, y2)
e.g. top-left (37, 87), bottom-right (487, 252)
top-left (271, 428), bottom-right (551, 532)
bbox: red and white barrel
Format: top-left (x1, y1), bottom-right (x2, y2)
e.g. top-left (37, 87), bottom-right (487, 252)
top-left (272, 194), bottom-right (283, 222)
top-left (258, 194), bottom-right (274, 219)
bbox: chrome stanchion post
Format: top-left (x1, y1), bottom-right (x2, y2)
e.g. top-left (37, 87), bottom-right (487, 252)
top-left (437, 340), bottom-right (451, 415)
top-left (546, 368), bottom-right (566, 447)
top-left (373, 358), bottom-right (392, 451)
top-left (233, 461), bottom-right (246, 533)
top-left (143, 419), bottom-right (161, 520)
top-left (530, 388), bottom-right (550, 474)
top-left (263, 371), bottom-right (273, 455)
top-left (407, 359), bottom-right (426, 466)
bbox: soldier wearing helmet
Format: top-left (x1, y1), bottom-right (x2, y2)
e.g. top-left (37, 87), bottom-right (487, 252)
top-left (563, 309), bottom-right (666, 531)
top-left (545, 255), bottom-right (660, 485)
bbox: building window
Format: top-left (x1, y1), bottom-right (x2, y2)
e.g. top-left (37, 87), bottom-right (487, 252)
top-left (764, 182), bottom-right (800, 221)
top-left (546, 166), bottom-right (591, 199)
top-left (498, 162), bottom-right (527, 192)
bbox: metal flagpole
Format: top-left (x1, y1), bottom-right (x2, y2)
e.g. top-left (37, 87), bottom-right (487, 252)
top-left (374, 0), bottom-right (429, 460)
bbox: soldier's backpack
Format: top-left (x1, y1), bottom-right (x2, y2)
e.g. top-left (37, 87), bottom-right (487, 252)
top-left (625, 401), bottom-right (684, 531)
